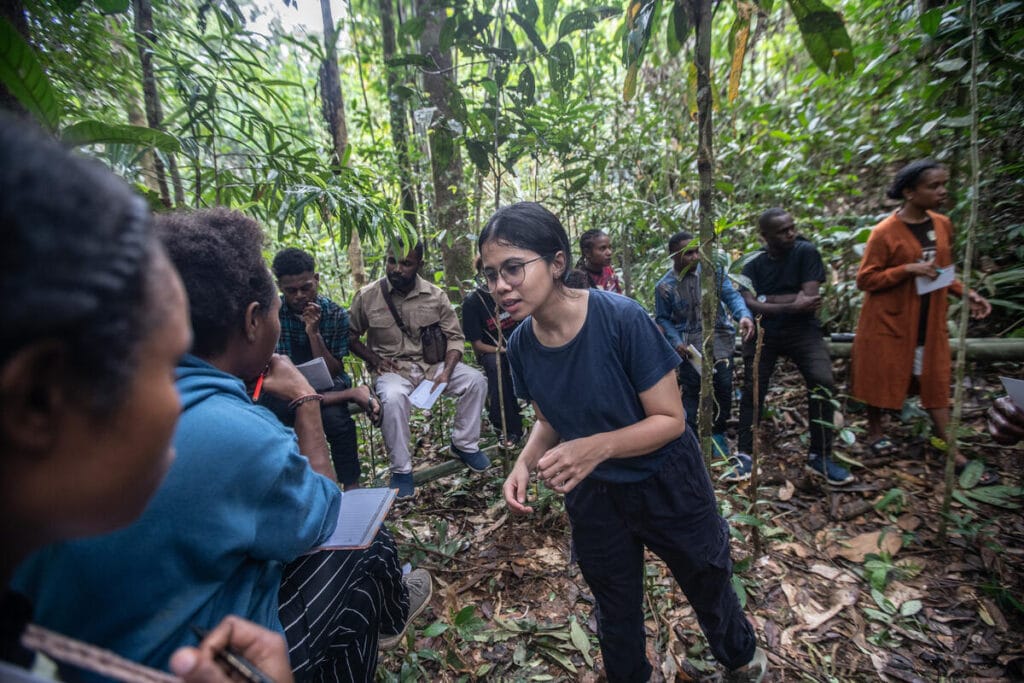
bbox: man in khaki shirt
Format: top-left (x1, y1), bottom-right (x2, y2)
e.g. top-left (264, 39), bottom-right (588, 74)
top-left (349, 242), bottom-right (488, 498)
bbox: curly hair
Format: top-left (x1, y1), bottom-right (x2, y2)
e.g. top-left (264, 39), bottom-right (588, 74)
top-left (155, 208), bottom-right (275, 358)
top-left (575, 228), bottom-right (607, 270)
top-left (886, 159), bottom-right (943, 200)
top-left (0, 113), bottom-right (156, 415)
top-left (272, 247), bottom-right (315, 279)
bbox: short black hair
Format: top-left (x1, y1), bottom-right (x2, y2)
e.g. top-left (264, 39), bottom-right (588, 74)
top-left (887, 159), bottom-right (943, 200)
top-left (758, 208), bottom-right (789, 233)
top-left (478, 202), bottom-right (573, 285)
top-left (272, 248), bottom-right (315, 278)
top-left (668, 230), bottom-right (695, 253)
top-left (155, 208), bottom-right (275, 358)
top-left (0, 112), bottom-right (156, 415)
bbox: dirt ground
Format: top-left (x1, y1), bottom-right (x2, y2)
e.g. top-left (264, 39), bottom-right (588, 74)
top-left (375, 361), bottom-right (1023, 682)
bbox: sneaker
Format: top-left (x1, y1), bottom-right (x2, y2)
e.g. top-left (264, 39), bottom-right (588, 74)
top-left (389, 472), bottom-right (415, 499)
top-left (450, 444), bottom-right (491, 472)
top-left (722, 453), bottom-right (753, 483)
top-left (805, 453), bottom-right (854, 485)
top-left (725, 646), bottom-right (767, 683)
top-left (379, 568), bottom-right (433, 649)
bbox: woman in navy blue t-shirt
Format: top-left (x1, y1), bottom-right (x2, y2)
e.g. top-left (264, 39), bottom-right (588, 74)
top-left (477, 202), bottom-right (765, 683)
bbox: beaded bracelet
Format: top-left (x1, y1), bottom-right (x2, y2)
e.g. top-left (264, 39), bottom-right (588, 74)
top-left (289, 393), bottom-right (324, 410)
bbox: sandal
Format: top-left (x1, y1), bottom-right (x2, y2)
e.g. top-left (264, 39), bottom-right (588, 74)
top-left (868, 436), bottom-right (899, 457)
top-left (954, 460), bottom-right (1001, 487)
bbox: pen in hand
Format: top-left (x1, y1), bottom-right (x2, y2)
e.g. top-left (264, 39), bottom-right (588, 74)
top-left (190, 625), bottom-right (276, 683)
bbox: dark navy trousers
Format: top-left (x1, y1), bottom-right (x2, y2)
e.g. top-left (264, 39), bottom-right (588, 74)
top-left (477, 351), bottom-right (524, 439)
top-left (564, 429), bottom-right (756, 682)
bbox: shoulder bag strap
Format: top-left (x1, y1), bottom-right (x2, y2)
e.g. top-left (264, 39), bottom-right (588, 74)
top-left (380, 279), bottom-right (415, 339)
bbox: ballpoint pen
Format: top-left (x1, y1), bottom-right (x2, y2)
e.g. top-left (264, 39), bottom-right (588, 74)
top-left (190, 625), bottom-right (276, 683)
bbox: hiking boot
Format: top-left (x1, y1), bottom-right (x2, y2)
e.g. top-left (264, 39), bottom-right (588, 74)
top-left (450, 444), bottom-right (491, 472)
top-left (379, 568), bottom-right (433, 649)
top-left (806, 453), bottom-right (854, 485)
top-left (389, 472), bottom-right (415, 500)
top-left (725, 647), bottom-right (767, 683)
top-left (722, 453), bottom-right (753, 483)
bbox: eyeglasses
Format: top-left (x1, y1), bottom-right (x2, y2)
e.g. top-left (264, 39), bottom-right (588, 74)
top-left (478, 256), bottom-right (545, 288)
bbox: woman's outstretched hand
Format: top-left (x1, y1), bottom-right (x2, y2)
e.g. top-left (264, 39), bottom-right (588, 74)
top-left (503, 460), bottom-right (534, 514)
top-left (536, 437), bottom-right (605, 494)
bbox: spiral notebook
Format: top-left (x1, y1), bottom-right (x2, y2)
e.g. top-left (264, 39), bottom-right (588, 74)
top-left (313, 488), bottom-right (397, 550)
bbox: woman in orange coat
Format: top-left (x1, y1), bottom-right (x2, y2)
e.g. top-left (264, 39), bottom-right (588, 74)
top-left (851, 159), bottom-right (994, 481)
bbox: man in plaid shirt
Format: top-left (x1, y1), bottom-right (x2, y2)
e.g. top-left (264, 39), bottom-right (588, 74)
top-left (265, 248), bottom-right (381, 489)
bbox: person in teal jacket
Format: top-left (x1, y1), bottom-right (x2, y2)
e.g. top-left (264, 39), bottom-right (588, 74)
top-left (15, 208), bottom-right (431, 683)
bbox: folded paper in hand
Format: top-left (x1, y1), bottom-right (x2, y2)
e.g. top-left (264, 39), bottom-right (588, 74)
top-left (915, 265), bottom-right (954, 295)
top-left (686, 343), bottom-right (702, 376)
top-left (409, 380), bottom-right (446, 409)
top-left (296, 357), bottom-right (334, 391)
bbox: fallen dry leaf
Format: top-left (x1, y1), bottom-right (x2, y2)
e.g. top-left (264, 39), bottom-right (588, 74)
top-left (827, 529), bottom-right (903, 562)
top-left (778, 479), bottom-right (795, 501)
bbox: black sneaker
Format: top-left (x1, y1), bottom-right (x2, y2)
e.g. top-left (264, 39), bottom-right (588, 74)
top-left (806, 454), bottom-right (854, 485)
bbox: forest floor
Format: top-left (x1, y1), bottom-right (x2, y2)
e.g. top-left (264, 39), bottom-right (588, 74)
top-left (373, 360), bottom-right (1023, 683)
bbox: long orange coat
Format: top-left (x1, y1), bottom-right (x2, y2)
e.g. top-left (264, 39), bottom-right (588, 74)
top-left (851, 210), bottom-right (964, 410)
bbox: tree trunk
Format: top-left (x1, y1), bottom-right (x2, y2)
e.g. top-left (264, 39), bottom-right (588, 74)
top-left (319, 0), bottom-right (367, 288)
top-left (418, 0), bottom-right (472, 302)
top-left (379, 0), bottom-right (418, 231)
top-left (694, 0), bottom-right (718, 470)
top-left (128, 100), bottom-right (161, 195)
top-left (132, 0), bottom-right (183, 207)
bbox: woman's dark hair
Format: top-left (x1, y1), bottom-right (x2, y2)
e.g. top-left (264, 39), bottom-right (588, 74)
top-left (155, 208), bottom-right (275, 358)
top-left (668, 230), bottom-right (695, 253)
top-left (887, 159), bottom-right (943, 200)
top-left (0, 113), bottom-right (156, 415)
top-left (272, 247), bottom-right (315, 278)
top-left (478, 202), bottom-right (573, 284)
top-left (575, 228), bottom-right (607, 270)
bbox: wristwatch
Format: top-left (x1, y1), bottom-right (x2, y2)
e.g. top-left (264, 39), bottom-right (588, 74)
top-left (757, 294), bottom-right (767, 303)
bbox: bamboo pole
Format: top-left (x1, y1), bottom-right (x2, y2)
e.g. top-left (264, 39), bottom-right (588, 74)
top-left (939, 0), bottom-right (981, 544)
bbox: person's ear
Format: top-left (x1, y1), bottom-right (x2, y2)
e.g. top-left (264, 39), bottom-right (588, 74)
top-left (551, 251), bottom-right (566, 279)
top-left (244, 301), bottom-right (262, 343)
top-left (0, 341), bottom-right (68, 453)
top-left (313, 273), bottom-right (320, 287)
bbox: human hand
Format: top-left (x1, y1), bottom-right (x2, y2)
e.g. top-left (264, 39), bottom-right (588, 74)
top-left (905, 260), bottom-right (939, 279)
top-left (503, 460), bottom-right (534, 514)
top-left (988, 395), bottom-right (1024, 446)
top-left (301, 302), bottom-right (321, 335)
top-left (535, 437), bottom-right (605, 494)
top-left (675, 343), bottom-right (690, 359)
top-left (169, 616), bottom-right (294, 683)
top-left (372, 355), bottom-right (400, 374)
top-left (261, 354), bottom-right (316, 401)
top-left (430, 366), bottom-right (451, 391)
top-left (968, 291), bottom-right (992, 320)
top-left (739, 317), bottom-right (755, 342)
top-left (792, 290), bottom-right (822, 312)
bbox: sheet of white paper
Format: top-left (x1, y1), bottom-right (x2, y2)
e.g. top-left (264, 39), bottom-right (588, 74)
top-left (686, 343), bottom-right (702, 377)
top-left (915, 265), bottom-right (955, 295)
top-left (409, 380), bottom-right (447, 409)
top-left (1001, 377), bottom-right (1024, 409)
top-left (295, 357), bottom-right (334, 391)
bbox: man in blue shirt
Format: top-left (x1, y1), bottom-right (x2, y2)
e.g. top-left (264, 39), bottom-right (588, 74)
top-left (655, 231), bottom-right (754, 480)
top-left (267, 248), bottom-right (379, 489)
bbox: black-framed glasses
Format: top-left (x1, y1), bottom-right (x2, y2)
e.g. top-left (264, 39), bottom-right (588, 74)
top-left (478, 256), bottom-right (545, 288)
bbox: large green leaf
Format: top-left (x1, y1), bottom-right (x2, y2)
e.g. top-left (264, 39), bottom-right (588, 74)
top-left (785, 0), bottom-right (854, 75)
top-left (0, 17), bottom-right (61, 130)
top-left (666, 0), bottom-right (691, 55)
top-left (511, 12), bottom-right (547, 54)
top-left (622, 0), bottom-right (657, 101)
top-left (518, 65), bottom-right (536, 105)
top-left (558, 7), bottom-right (620, 40)
top-left (542, 0), bottom-right (558, 28)
top-left (516, 0), bottom-right (540, 25)
top-left (61, 120), bottom-right (182, 152)
top-left (546, 41), bottom-right (575, 99)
